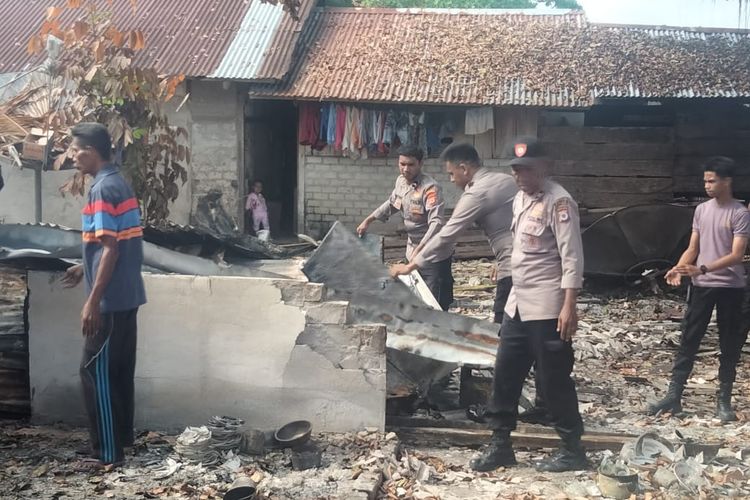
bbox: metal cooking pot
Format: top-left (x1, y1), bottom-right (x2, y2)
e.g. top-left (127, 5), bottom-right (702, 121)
top-left (274, 420), bottom-right (312, 448)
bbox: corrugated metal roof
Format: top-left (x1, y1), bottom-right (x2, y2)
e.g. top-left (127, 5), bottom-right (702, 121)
top-left (0, 0), bottom-right (311, 81)
top-left (255, 0), bottom-right (316, 81)
top-left (209, 0), bottom-right (314, 81)
top-left (209, 1), bottom-right (285, 80)
top-left (249, 8), bottom-right (750, 107)
top-left (0, 0), bottom-right (251, 77)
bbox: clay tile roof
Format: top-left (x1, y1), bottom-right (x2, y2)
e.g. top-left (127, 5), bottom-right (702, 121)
top-left (249, 8), bottom-right (750, 107)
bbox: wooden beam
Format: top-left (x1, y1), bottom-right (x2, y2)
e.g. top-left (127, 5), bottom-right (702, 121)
top-left (553, 160), bottom-right (673, 178)
top-left (676, 139), bottom-right (750, 157)
top-left (674, 156), bottom-right (750, 177)
top-left (545, 142), bottom-right (674, 161)
top-left (675, 175), bottom-right (750, 194)
top-left (540, 126), bottom-right (673, 144)
top-left (553, 176), bottom-right (673, 195)
top-left (391, 426), bottom-right (634, 452)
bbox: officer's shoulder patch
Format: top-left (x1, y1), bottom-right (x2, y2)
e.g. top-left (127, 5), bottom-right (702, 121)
top-left (555, 198), bottom-right (571, 223)
top-left (425, 186), bottom-right (439, 209)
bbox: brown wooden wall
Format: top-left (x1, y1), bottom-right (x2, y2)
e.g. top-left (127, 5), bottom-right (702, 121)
top-left (540, 126), bottom-right (675, 209)
top-left (673, 112), bottom-right (750, 196)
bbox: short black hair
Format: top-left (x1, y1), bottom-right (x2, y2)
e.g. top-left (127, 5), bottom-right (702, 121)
top-left (71, 122), bottom-right (112, 161)
top-left (704, 156), bottom-right (735, 179)
top-left (397, 145), bottom-right (424, 162)
top-left (253, 180), bottom-right (263, 185)
top-left (440, 142), bottom-right (480, 167)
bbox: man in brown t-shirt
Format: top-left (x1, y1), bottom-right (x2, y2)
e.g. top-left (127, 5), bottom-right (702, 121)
top-left (649, 156), bottom-right (750, 422)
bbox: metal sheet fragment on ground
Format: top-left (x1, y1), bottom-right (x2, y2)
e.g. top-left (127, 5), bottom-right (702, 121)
top-left (0, 224), bottom-right (293, 279)
top-left (302, 222), bottom-right (499, 366)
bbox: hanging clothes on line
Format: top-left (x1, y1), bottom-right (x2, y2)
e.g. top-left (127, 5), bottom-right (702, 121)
top-left (298, 103), bottom-right (326, 150)
top-left (319, 104), bottom-right (329, 145)
top-left (326, 103), bottom-right (336, 146)
top-left (335, 105), bottom-right (346, 151)
top-left (464, 107), bottom-right (494, 135)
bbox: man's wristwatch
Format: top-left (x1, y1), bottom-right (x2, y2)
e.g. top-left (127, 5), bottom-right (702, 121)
top-left (700, 265), bottom-right (708, 275)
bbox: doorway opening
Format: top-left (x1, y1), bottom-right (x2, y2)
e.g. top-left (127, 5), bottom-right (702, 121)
top-left (244, 99), bottom-right (298, 239)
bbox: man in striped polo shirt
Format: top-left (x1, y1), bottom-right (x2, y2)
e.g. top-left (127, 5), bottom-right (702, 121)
top-left (62, 122), bottom-right (147, 466)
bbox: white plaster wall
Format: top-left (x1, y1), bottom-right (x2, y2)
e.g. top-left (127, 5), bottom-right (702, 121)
top-left (0, 165), bottom-right (85, 228)
top-left (28, 272), bottom-right (385, 432)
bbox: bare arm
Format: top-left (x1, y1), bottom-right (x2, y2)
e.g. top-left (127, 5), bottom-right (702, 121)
top-left (391, 192), bottom-right (483, 277)
top-left (558, 288), bottom-right (579, 342)
top-left (666, 231), bottom-right (700, 285)
top-left (357, 192), bottom-right (398, 236)
top-left (676, 231), bottom-right (701, 267)
top-left (61, 264), bottom-right (84, 288)
top-left (703, 235), bottom-right (748, 272)
top-left (81, 235), bottom-right (119, 337)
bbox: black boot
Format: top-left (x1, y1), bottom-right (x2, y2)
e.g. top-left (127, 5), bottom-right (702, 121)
top-left (519, 405), bottom-right (554, 426)
top-left (647, 380), bottom-right (684, 416)
top-left (470, 431), bottom-right (516, 472)
top-left (536, 437), bottom-right (588, 472)
top-left (716, 381), bottom-right (737, 422)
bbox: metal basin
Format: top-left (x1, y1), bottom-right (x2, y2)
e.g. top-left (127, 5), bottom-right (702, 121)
top-left (223, 477), bottom-right (256, 500)
top-left (274, 420), bottom-right (312, 448)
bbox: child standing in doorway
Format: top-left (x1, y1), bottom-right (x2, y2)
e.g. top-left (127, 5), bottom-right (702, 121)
top-left (246, 180), bottom-right (270, 236)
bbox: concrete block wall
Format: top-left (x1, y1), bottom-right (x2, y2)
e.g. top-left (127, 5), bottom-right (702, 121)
top-left (301, 149), bottom-right (511, 237)
top-left (28, 272), bottom-right (386, 432)
top-left (0, 167), bottom-right (85, 228)
top-left (189, 81), bottom-right (243, 227)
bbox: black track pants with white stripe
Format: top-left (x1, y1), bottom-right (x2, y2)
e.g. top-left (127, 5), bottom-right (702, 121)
top-left (80, 308), bottom-right (138, 464)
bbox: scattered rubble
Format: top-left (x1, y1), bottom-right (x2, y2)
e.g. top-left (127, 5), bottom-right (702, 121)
top-left (2, 259), bottom-right (750, 499)
top-left (0, 423), bottom-right (399, 500)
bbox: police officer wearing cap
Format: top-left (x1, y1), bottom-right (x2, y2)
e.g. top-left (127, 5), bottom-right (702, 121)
top-left (470, 137), bottom-right (588, 473)
top-left (357, 144), bottom-right (453, 310)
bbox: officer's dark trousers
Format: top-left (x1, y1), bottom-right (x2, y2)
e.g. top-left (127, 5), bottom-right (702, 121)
top-left (80, 308), bottom-right (138, 464)
top-left (672, 286), bottom-right (745, 385)
top-left (493, 277), bottom-right (513, 324)
top-left (487, 312), bottom-right (584, 440)
top-left (419, 257), bottom-right (454, 311)
top-left (493, 277), bottom-right (547, 410)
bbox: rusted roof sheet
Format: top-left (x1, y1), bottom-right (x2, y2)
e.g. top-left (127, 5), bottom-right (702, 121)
top-left (0, 0), bottom-right (250, 77)
top-left (249, 8), bottom-right (750, 107)
top-left (0, 0), bottom-right (310, 81)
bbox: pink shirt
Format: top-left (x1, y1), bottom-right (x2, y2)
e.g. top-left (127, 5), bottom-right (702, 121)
top-left (246, 192), bottom-right (267, 214)
top-left (692, 198), bottom-right (750, 288)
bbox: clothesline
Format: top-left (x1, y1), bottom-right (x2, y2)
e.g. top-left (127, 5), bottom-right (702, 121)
top-left (298, 102), bottom-right (495, 158)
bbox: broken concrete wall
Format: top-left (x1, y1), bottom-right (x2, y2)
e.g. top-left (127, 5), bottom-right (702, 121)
top-left (27, 272), bottom-right (385, 432)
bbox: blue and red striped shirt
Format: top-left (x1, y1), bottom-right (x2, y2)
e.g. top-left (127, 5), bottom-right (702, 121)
top-left (82, 165), bottom-right (146, 313)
